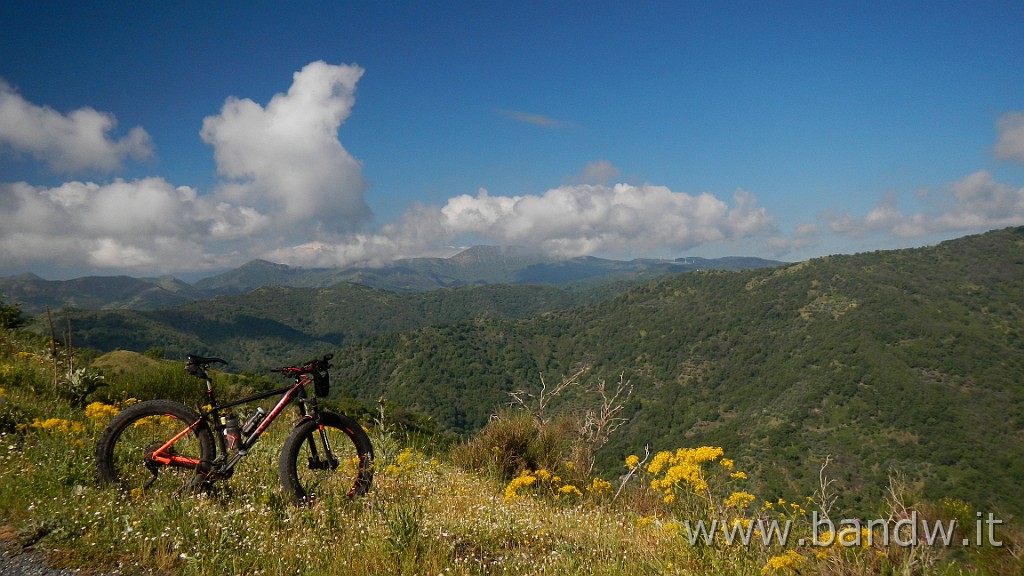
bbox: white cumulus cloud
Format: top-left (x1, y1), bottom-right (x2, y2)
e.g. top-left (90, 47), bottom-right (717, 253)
top-left (438, 184), bottom-right (775, 257)
top-left (570, 160), bottom-right (622, 185)
top-left (264, 203), bottom-right (455, 268)
top-left (270, 181), bottom-right (779, 269)
top-left (0, 178), bottom-right (220, 271)
top-left (0, 62), bottom-right (377, 275)
top-left (0, 80), bottom-right (152, 173)
top-left (823, 170), bottom-right (1024, 239)
top-left (200, 61), bottom-right (370, 233)
top-left (994, 111), bottom-right (1024, 163)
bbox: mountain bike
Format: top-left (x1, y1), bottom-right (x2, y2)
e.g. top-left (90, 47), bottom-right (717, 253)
top-left (95, 353), bottom-right (374, 504)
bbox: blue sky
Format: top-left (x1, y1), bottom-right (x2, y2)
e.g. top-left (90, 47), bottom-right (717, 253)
top-left (2, 1), bottom-right (1023, 279)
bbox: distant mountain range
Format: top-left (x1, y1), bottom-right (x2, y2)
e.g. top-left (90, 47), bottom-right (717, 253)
top-left (0, 273), bottom-right (203, 315)
top-left (0, 247), bottom-right (783, 315)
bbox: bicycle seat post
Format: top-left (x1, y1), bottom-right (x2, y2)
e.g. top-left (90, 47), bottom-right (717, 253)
top-left (187, 364), bottom-right (216, 404)
top-left (204, 373), bottom-right (216, 404)
top-left (185, 354), bottom-right (226, 405)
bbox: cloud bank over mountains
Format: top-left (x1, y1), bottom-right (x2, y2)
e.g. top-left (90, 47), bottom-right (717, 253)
top-left (0, 80), bottom-right (152, 173)
top-left (1, 61), bottom-right (1023, 276)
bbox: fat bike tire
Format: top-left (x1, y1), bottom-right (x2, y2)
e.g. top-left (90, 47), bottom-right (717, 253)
top-left (95, 399), bottom-right (215, 494)
top-left (278, 412), bottom-right (374, 504)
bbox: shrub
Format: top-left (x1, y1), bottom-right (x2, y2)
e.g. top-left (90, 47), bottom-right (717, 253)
top-left (57, 367), bottom-right (106, 407)
top-left (451, 409), bottom-right (576, 482)
top-left (0, 297), bottom-right (26, 330)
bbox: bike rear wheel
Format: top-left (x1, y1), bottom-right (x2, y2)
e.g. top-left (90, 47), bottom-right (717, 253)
top-left (278, 412), bottom-right (374, 503)
top-left (95, 399), bottom-right (215, 494)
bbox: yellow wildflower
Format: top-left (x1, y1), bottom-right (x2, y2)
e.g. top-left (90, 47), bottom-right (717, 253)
top-left (395, 447), bottom-right (416, 467)
top-left (647, 451), bottom-right (672, 475)
top-left (838, 526), bottom-right (874, 548)
top-left (132, 415), bottom-right (166, 429)
top-left (85, 401), bottom-right (120, 423)
top-left (30, 418), bottom-right (86, 436)
top-left (732, 518), bottom-right (752, 530)
top-left (943, 497), bottom-right (972, 523)
top-left (625, 454), bottom-right (640, 469)
top-left (724, 491), bottom-right (756, 510)
top-left (761, 550), bottom-right (805, 573)
top-left (730, 471), bottom-right (748, 480)
top-left (587, 477), bottom-right (612, 495)
top-left (504, 472), bottom-right (537, 501)
top-left (689, 446), bottom-right (724, 464)
top-left (558, 484), bottom-right (583, 497)
top-left (720, 458), bottom-right (734, 470)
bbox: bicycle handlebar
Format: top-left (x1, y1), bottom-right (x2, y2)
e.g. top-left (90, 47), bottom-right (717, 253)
top-left (271, 353), bottom-right (334, 397)
top-left (270, 353), bottom-right (334, 377)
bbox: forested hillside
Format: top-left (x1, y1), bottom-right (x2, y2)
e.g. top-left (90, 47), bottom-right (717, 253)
top-left (54, 283), bottom-right (584, 370)
top-left (329, 227), bottom-right (1024, 516)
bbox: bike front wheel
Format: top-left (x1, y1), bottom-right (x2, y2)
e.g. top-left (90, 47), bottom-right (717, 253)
top-left (95, 399), bottom-right (215, 494)
top-left (278, 412), bottom-right (374, 504)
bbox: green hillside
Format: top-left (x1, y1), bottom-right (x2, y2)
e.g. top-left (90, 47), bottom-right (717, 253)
top-left (57, 283), bottom-right (583, 370)
top-left (328, 227), bottom-right (1024, 516)
top-left (0, 273), bottom-right (201, 314)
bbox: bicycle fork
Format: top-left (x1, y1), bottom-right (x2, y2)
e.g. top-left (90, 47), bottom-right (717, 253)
top-left (305, 423), bottom-right (340, 471)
